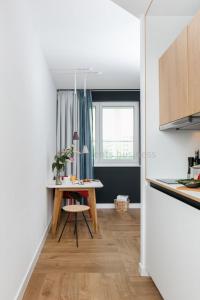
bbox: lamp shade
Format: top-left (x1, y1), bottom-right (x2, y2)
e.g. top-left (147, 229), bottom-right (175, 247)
top-left (82, 145), bottom-right (89, 154)
top-left (72, 131), bottom-right (79, 141)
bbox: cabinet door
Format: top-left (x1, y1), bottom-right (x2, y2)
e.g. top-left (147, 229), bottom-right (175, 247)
top-left (159, 28), bottom-right (189, 125)
top-left (188, 11), bottom-right (200, 115)
top-left (146, 185), bottom-right (200, 300)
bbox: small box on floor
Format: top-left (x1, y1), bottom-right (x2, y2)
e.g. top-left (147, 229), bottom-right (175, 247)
top-left (114, 195), bottom-right (130, 212)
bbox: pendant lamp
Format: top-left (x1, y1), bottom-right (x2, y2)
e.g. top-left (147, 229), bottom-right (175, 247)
top-left (82, 145), bottom-right (89, 154)
top-left (73, 131), bottom-right (79, 141)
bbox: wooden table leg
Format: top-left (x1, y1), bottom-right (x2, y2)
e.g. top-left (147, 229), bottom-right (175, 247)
top-left (51, 189), bottom-right (63, 237)
top-left (88, 188), bottom-right (98, 233)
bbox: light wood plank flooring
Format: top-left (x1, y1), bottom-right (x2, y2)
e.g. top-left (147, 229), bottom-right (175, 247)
top-left (23, 209), bottom-right (162, 300)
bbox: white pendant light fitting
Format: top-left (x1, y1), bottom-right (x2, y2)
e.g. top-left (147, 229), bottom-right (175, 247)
top-left (74, 71), bottom-right (77, 95)
top-left (82, 145), bottom-right (89, 154)
top-left (52, 68), bottom-right (102, 97)
top-left (84, 74), bottom-right (87, 97)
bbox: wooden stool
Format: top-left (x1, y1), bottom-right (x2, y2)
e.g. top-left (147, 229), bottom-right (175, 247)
top-left (58, 205), bottom-right (93, 247)
top-left (63, 191), bottom-right (92, 218)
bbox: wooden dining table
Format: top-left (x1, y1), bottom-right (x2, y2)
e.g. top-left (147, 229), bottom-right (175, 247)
top-left (47, 180), bottom-right (103, 237)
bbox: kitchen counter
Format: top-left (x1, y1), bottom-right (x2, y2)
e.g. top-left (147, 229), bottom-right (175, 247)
top-left (147, 178), bottom-right (200, 210)
top-left (146, 181), bottom-right (200, 300)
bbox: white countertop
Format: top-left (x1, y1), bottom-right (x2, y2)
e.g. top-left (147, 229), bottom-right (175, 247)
top-left (47, 180), bottom-right (103, 189)
top-left (148, 179), bottom-right (200, 203)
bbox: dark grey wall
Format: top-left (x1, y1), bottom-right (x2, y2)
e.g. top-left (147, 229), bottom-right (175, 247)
top-left (92, 90), bottom-right (140, 203)
top-left (94, 167), bottom-right (140, 203)
top-left (92, 90), bottom-right (140, 102)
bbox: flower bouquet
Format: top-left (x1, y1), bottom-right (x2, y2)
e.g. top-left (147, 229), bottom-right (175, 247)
top-left (52, 145), bottom-right (74, 185)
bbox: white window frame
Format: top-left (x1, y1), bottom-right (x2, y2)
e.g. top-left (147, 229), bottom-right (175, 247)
top-left (93, 101), bottom-right (140, 167)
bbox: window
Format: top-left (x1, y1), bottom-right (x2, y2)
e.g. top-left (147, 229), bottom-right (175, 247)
top-left (92, 102), bottom-right (139, 166)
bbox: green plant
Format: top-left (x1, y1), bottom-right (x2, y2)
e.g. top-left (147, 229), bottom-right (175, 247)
top-left (52, 146), bottom-right (74, 174)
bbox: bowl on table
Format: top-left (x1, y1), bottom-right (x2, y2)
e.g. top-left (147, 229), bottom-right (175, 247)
top-left (177, 179), bottom-right (200, 188)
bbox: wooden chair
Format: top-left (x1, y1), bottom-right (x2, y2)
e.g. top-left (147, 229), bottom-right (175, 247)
top-left (58, 205), bottom-right (93, 247)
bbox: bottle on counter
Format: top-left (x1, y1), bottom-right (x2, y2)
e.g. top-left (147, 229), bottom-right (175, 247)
top-left (194, 150), bottom-right (199, 165)
top-left (187, 157), bottom-right (194, 179)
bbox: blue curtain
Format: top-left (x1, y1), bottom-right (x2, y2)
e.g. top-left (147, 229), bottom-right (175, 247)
top-left (79, 90), bottom-right (94, 179)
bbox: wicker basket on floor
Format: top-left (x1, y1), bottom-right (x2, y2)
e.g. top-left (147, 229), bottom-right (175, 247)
top-left (114, 199), bottom-right (129, 212)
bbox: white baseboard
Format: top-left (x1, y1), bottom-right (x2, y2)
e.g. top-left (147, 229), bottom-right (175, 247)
top-left (139, 262), bottom-right (149, 277)
top-left (15, 221), bottom-right (51, 300)
top-left (96, 203), bottom-right (141, 209)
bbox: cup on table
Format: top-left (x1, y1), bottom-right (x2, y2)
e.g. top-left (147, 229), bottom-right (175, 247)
top-left (70, 175), bottom-right (77, 182)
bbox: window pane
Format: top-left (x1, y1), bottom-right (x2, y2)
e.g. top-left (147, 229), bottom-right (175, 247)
top-left (92, 107), bottom-right (96, 156)
top-left (102, 107), bottom-right (134, 160)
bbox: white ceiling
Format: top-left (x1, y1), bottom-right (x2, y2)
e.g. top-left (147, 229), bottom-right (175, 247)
top-left (148, 0), bottom-right (200, 16)
top-left (111, 0), bottom-right (200, 17)
top-left (29, 0), bottom-right (140, 89)
top-left (110, 0), bottom-right (151, 17)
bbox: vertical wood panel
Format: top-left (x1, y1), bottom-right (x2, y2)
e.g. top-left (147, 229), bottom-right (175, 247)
top-left (159, 28), bottom-right (189, 125)
top-left (188, 11), bottom-right (200, 115)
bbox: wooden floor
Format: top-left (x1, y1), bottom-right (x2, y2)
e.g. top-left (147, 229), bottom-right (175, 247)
top-left (23, 209), bottom-right (162, 300)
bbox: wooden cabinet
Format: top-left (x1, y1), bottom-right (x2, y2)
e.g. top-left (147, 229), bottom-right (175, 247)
top-left (159, 28), bottom-right (189, 125)
top-left (159, 10), bottom-right (200, 126)
top-left (188, 11), bottom-right (200, 115)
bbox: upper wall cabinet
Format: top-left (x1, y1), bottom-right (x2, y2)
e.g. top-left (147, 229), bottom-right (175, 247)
top-left (159, 28), bottom-right (189, 125)
top-left (188, 11), bottom-right (200, 115)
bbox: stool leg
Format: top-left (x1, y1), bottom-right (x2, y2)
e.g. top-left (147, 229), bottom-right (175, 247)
top-left (82, 212), bottom-right (93, 239)
top-left (58, 213), bottom-right (70, 242)
top-left (74, 212), bottom-right (78, 247)
top-left (73, 215), bottom-right (76, 236)
top-left (68, 197), bottom-right (74, 223)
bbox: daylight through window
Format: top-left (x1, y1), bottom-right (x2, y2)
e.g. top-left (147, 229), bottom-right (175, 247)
top-left (92, 102), bottom-right (139, 166)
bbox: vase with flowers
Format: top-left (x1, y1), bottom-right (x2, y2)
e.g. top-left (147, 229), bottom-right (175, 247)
top-left (52, 146), bottom-right (74, 185)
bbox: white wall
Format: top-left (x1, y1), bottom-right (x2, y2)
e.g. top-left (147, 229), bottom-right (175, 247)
top-left (145, 16), bottom-right (200, 179)
top-left (139, 16), bottom-right (148, 275)
top-left (0, 1), bottom-right (56, 300)
top-left (140, 14), bottom-right (200, 277)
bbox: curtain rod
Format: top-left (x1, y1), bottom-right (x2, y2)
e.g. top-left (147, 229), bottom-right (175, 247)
top-left (91, 89), bottom-right (140, 91)
top-left (57, 89), bottom-right (74, 91)
top-left (57, 89), bottom-right (140, 92)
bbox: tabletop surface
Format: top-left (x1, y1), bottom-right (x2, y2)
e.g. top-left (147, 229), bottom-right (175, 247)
top-left (148, 178), bottom-right (200, 203)
top-left (47, 180), bottom-right (103, 189)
